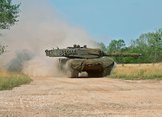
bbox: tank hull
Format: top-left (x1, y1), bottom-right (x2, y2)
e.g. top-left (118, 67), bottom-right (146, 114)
top-left (58, 57), bottom-right (114, 78)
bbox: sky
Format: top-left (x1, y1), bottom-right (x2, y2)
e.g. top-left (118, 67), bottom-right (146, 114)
top-left (50, 0), bottom-right (162, 45)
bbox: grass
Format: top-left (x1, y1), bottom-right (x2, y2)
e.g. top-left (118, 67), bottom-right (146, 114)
top-left (0, 70), bottom-right (32, 90)
top-left (110, 63), bottom-right (162, 80)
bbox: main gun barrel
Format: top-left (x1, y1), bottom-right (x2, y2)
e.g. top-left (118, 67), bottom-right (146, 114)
top-left (103, 53), bottom-right (142, 58)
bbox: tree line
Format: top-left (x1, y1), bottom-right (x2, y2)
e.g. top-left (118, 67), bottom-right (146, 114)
top-left (98, 29), bottom-right (162, 63)
top-left (1, 0), bottom-right (162, 64)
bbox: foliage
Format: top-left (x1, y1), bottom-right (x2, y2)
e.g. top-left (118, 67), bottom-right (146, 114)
top-left (0, 0), bottom-right (20, 55)
top-left (0, 0), bottom-right (20, 30)
top-left (0, 72), bottom-right (32, 90)
top-left (131, 29), bottom-right (162, 63)
top-left (98, 28), bottom-right (162, 63)
top-left (107, 39), bottom-right (126, 53)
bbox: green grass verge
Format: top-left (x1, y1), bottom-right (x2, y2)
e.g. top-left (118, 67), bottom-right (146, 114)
top-left (0, 73), bottom-right (32, 90)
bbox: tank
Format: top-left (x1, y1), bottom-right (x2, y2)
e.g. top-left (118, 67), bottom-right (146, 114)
top-left (45, 44), bottom-right (141, 78)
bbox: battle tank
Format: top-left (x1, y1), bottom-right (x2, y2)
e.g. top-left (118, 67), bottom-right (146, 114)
top-left (45, 44), bottom-right (141, 78)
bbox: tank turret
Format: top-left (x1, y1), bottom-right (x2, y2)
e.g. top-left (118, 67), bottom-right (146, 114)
top-left (45, 44), bottom-right (102, 59)
top-left (45, 45), bottom-right (141, 78)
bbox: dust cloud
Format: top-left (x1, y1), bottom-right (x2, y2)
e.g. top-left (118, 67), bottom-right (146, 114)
top-left (0, 0), bottom-right (97, 77)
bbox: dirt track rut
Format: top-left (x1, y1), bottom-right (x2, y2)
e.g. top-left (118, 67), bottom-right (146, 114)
top-left (0, 77), bottom-right (162, 117)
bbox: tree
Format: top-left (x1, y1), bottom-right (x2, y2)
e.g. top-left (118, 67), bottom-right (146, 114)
top-left (0, 0), bottom-right (20, 55)
top-left (131, 29), bottom-right (162, 63)
top-left (107, 39), bottom-right (125, 53)
top-left (107, 39), bottom-right (126, 63)
top-left (0, 0), bottom-right (20, 30)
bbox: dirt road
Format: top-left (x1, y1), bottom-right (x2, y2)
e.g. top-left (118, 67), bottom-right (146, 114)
top-left (0, 77), bottom-right (162, 117)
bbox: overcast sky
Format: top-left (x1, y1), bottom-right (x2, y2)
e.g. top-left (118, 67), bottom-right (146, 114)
top-left (50, 0), bottom-right (162, 44)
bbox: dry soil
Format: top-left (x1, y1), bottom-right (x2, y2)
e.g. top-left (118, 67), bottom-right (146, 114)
top-left (0, 77), bottom-right (162, 117)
